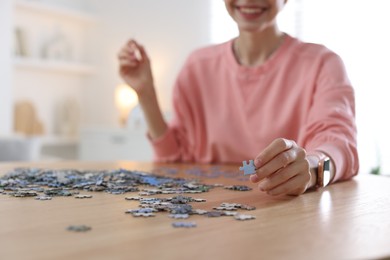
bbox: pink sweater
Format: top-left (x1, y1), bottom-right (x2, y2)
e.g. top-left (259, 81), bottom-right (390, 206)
top-left (149, 34), bottom-right (359, 182)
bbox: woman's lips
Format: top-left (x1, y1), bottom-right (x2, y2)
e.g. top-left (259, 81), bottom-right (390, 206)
top-left (237, 6), bottom-right (266, 20)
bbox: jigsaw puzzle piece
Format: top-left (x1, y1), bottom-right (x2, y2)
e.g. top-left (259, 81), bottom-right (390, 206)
top-left (239, 160), bottom-right (256, 175)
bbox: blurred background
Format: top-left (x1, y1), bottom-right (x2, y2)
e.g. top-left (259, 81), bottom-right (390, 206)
top-left (0, 0), bottom-right (389, 175)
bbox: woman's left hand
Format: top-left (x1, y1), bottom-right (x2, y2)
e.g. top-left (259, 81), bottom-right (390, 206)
top-left (250, 138), bottom-right (312, 196)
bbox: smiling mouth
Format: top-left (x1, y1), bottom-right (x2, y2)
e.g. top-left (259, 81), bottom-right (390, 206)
top-left (236, 6), bottom-right (267, 18)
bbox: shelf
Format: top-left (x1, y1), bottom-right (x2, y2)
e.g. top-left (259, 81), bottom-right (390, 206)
top-left (13, 57), bottom-right (95, 75)
top-left (14, 0), bottom-right (96, 24)
top-left (39, 135), bottom-right (79, 146)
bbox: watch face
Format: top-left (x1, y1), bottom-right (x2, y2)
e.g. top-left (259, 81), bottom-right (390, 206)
top-left (323, 158), bottom-right (331, 186)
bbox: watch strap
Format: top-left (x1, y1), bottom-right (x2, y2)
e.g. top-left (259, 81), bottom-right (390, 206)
top-left (309, 151), bottom-right (330, 189)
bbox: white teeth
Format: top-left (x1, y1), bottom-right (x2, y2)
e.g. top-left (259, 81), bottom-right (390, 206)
top-left (240, 7), bottom-right (262, 14)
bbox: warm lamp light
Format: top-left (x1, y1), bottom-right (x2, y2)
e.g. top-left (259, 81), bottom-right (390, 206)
top-left (115, 84), bottom-right (138, 126)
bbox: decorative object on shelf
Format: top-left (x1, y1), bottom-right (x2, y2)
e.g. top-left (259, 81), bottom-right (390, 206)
top-left (40, 26), bottom-right (72, 61)
top-left (54, 98), bottom-right (80, 137)
top-left (13, 57), bottom-right (95, 75)
top-left (14, 101), bottom-right (44, 136)
top-left (14, 26), bottom-right (29, 57)
top-left (115, 84), bottom-right (138, 127)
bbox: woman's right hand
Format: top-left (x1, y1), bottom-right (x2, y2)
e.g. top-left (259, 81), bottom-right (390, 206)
top-left (118, 39), bottom-right (154, 96)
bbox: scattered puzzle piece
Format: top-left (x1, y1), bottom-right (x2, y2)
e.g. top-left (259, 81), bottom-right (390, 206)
top-left (75, 194), bottom-right (93, 199)
top-left (169, 214), bottom-right (190, 219)
top-left (234, 214), bottom-right (256, 221)
top-left (35, 196), bottom-right (52, 200)
top-left (172, 222), bottom-right (197, 228)
top-left (132, 213), bottom-right (155, 217)
top-left (223, 211), bottom-right (238, 216)
top-left (239, 160), bottom-right (256, 175)
top-left (125, 208), bottom-right (157, 214)
top-left (192, 209), bottom-right (208, 215)
top-left (125, 196), bottom-right (141, 200)
top-left (224, 185), bottom-right (252, 191)
top-left (67, 225), bottom-right (92, 232)
top-left (206, 211), bottom-right (225, 217)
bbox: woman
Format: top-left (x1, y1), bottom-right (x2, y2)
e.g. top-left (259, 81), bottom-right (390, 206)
top-left (117, 0), bottom-right (359, 196)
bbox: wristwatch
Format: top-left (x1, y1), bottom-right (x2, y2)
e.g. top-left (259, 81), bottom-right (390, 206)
top-left (316, 156), bottom-right (331, 188)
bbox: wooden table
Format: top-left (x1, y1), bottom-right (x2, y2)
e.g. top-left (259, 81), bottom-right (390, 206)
top-left (1, 161), bottom-right (390, 260)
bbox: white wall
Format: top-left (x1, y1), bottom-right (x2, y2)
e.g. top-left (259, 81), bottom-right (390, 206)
top-left (0, 0), bottom-right (13, 135)
top-left (82, 0), bottom-right (212, 127)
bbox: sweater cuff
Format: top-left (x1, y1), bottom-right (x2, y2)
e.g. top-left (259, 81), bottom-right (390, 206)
top-left (147, 128), bottom-right (180, 161)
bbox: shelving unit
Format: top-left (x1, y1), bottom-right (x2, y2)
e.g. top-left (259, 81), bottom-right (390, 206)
top-left (13, 57), bottom-right (95, 75)
top-left (13, 0), bottom-right (96, 74)
top-left (39, 135), bottom-right (78, 146)
top-left (11, 0), bottom-right (97, 160)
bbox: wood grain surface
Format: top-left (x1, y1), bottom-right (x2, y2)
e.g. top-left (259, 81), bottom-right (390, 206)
top-left (1, 161), bottom-right (389, 260)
